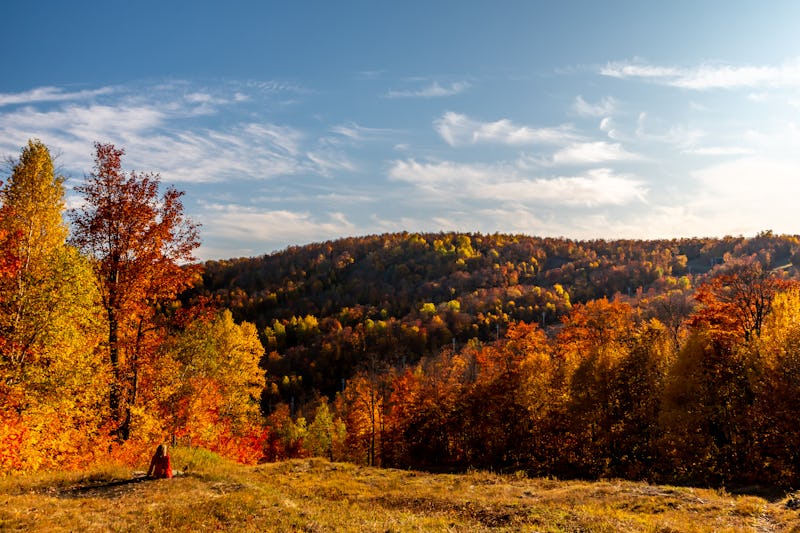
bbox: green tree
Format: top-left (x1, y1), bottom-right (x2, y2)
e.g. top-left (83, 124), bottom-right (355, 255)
top-left (305, 399), bottom-right (346, 460)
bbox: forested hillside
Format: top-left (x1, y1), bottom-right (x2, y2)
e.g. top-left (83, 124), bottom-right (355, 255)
top-left (195, 230), bottom-right (800, 486)
top-left (196, 230), bottom-right (797, 396)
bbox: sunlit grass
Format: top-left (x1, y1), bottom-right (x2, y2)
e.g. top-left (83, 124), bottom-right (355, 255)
top-left (2, 449), bottom-right (799, 531)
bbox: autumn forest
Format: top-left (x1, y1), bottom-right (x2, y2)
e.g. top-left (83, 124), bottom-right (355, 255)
top-left (4, 139), bottom-right (800, 488)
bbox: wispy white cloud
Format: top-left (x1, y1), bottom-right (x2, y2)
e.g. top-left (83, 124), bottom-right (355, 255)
top-left (388, 159), bottom-right (646, 207)
top-left (136, 124), bottom-right (313, 183)
top-left (0, 103), bottom-right (167, 171)
top-left (2, 110), bottom-right (314, 184)
top-left (244, 80), bottom-right (309, 94)
top-left (0, 82), bottom-right (352, 184)
top-left (599, 117), bottom-right (621, 139)
top-left (356, 70), bottom-right (386, 80)
top-left (330, 122), bottom-right (397, 142)
top-left (242, 123), bottom-right (303, 155)
top-left (181, 91), bottom-right (234, 115)
top-left (600, 61), bottom-right (682, 82)
top-left (0, 86), bottom-right (115, 106)
top-left (689, 101), bottom-right (710, 112)
top-left (306, 150), bottom-right (357, 175)
top-left (435, 112), bottom-right (578, 147)
top-left (389, 159), bottom-right (501, 189)
top-left (601, 58), bottom-right (800, 90)
top-left (633, 113), bottom-right (707, 151)
top-left (552, 141), bottom-right (641, 165)
top-left (574, 95), bottom-right (616, 117)
top-left (385, 81), bottom-right (470, 98)
top-left (196, 202), bottom-right (357, 257)
top-left (185, 92), bottom-right (226, 105)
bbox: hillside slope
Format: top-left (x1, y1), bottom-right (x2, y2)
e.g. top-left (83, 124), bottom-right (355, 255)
top-left (194, 231), bottom-right (800, 400)
top-left (2, 452), bottom-right (798, 532)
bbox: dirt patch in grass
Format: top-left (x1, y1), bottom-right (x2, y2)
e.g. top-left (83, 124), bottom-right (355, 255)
top-left (371, 494), bottom-right (530, 528)
top-left (207, 480), bottom-right (247, 495)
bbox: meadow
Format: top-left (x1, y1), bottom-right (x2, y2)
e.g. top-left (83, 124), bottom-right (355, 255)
top-left (2, 447), bottom-right (799, 532)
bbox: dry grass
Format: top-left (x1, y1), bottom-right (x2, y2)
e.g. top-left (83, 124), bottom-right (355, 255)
top-left (2, 449), bottom-right (800, 532)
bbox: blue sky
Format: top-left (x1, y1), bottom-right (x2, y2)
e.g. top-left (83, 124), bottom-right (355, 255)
top-left (3, 1), bottom-right (800, 259)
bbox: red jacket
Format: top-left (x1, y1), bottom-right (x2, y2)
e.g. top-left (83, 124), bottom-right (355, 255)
top-left (148, 454), bottom-right (173, 478)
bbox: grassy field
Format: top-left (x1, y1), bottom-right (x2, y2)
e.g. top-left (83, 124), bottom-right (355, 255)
top-left (2, 448), bottom-right (799, 532)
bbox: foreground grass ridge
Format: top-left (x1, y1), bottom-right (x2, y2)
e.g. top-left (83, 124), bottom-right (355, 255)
top-left (2, 448), bottom-right (799, 532)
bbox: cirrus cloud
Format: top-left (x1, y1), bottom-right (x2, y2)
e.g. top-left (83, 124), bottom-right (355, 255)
top-left (0, 82), bottom-right (353, 184)
top-left (197, 202), bottom-right (357, 257)
top-left (385, 81), bottom-right (470, 99)
top-left (0, 86), bottom-right (115, 106)
top-left (435, 112), bottom-right (578, 147)
top-left (601, 58), bottom-right (800, 90)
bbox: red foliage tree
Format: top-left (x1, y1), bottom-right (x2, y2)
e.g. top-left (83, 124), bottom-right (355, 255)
top-left (0, 184), bottom-right (20, 464)
top-left (0, 181), bottom-right (20, 281)
top-left (691, 259), bottom-right (787, 343)
top-left (69, 143), bottom-right (200, 440)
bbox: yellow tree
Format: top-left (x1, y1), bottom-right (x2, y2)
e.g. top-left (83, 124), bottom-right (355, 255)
top-left (382, 347), bottom-right (470, 468)
top-left (662, 262), bottom-right (788, 483)
top-left (342, 358), bottom-right (394, 466)
top-left (0, 140), bottom-right (108, 471)
top-left (0, 139), bottom-right (68, 368)
top-left (747, 286), bottom-right (800, 484)
top-left (658, 329), bottom-right (755, 484)
top-left (459, 322), bottom-right (552, 469)
top-left (152, 310), bottom-right (266, 461)
top-left (514, 323), bottom-right (561, 471)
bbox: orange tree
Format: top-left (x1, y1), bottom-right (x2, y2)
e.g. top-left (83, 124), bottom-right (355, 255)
top-left (458, 323), bottom-right (552, 470)
top-left (691, 259), bottom-right (786, 343)
top-left (0, 177), bottom-right (21, 470)
top-left (69, 142), bottom-right (200, 442)
top-left (556, 298), bottom-right (670, 477)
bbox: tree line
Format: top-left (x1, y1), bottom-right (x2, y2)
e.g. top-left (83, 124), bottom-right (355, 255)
top-left (0, 140), bottom-right (264, 469)
top-left (263, 261), bottom-right (800, 486)
top-left (196, 200), bottom-right (800, 487)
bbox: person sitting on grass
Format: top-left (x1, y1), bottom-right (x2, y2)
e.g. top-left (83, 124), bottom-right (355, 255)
top-left (147, 444), bottom-right (173, 479)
